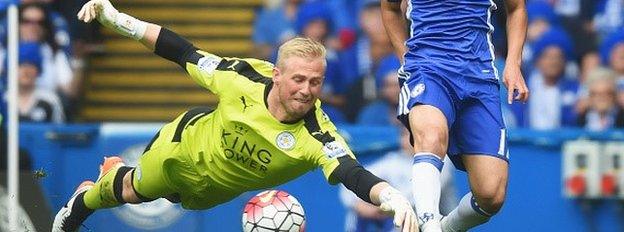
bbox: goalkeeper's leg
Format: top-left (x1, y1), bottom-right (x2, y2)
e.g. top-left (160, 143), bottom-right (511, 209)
top-left (52, 156), bottom-right (150, 232)
top-left (52, 139), bottom-right (179, 232)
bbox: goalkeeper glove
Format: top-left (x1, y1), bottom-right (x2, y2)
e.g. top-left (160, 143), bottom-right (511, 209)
top-left (379, 186), bottom-right (419, 232)
top-left (77, 0), bottom-right (147, 40)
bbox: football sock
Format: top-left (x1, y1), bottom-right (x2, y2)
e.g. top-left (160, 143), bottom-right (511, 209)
top-left (83, 166), bottom-right (133, 209)
top-left (441, 192), bottom-right (491, 232)
top-left (412, 153), bottom-right (444, 232)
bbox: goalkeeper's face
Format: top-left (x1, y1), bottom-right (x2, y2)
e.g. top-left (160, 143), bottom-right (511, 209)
top-left (274, 56), bottom-right (325, 118)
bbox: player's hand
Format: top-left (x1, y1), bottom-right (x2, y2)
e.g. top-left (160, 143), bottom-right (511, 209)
top-left (502, 64), bottom-right (529, 104)
top-left (77, 0), bottom-right (118, 28)
top-left (379, 188), bottom-right (418, 232)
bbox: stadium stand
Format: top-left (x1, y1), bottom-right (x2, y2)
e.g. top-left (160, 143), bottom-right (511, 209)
top-left (80, 0), bottom-right (262, 121)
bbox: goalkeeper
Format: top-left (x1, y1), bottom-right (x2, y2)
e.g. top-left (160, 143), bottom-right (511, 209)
top-left (52, 1), bottom-right (418, 231)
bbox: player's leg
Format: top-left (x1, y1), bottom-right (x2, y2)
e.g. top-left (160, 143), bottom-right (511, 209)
top-left (82, 157), bottom-right (142, 208)
top-left (53, 120), bottom-right (182, 232)
top-left (441, 85), bottom-right (508, 232)
top-left (52, 156), bottom-right (142, 232)
top-left (408, 105), bottom-right (448, 232)
top-left (442, 156), bottom-right (507, 232)
top-left (400, 74), bottom-right (456, 232)
top-left (439, 157), bottom-right (458, 215)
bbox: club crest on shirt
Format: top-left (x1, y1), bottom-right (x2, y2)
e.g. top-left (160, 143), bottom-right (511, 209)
top-left (197, 56), bottom-right (221, 74)
top-left (410, 83), bottom-right (425, 98)
top-left (323, 141), bottom-right (348, 159)
top-left (276, 131), bottom-right (296, 150)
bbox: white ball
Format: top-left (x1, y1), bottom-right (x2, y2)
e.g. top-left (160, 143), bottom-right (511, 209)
top-left (242, 190), bottom-right (306, 232)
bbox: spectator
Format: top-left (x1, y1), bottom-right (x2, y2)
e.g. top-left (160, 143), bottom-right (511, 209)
top-left (516, 28), bottom-right (579, 129)
top-left (344, 0), bottom-right (394, 121)
top-left (600, 30), bottom-right (624, 108)
top-left (295, 1), bottom-right (347, 121)
top-left (356, 55), bottom-right (400, 126)
top-left (578, 67), bottom-right (624, 130)
top-left (18, 3), bottom-right (75, 102)
top-left (575, 51), bottom-right (602, 115)
top-left (339, 127), bottom-right (457, 232)
top-left (324, 0), bottom-right (357, 51)
top-left (18, 42), bottom-right (64, 123)
top-left (542, 0), bottom-right (597, 57)
top-left (252, 0), bottom-right (299, 61)
top-left (20, 0), bottom-right (72, 56)
top-left (523, 1), bottom-right (560, 65)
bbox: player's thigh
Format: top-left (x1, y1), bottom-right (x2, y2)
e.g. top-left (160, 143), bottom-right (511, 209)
top-left (454, 88), bottom-right (509, 207)
top-left (132, 142), bottom-right (179, 200)
top-left (401, 75), bottom-right (455, 156)
top-left (463, 155), bottom-right (508, 202)
top-left (408, 105), bottom-right (449, 156)
top-left (131, 114), bottom-right (188, 200)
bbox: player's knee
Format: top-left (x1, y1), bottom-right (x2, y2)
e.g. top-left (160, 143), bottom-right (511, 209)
top-left (122, 170), bottom-right (142, 204)
top-left (473, 187), bottom-right (506, 214)
top-left (412, 128), bottom-right (447, 155)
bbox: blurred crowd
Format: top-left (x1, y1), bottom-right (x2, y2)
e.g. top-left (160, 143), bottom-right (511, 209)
top-left (0, 0), bottom-right (624, 133)
top-left (252, 0), bottom-right (624, 132)
top-left (0, 0), bottom-right (95, 124)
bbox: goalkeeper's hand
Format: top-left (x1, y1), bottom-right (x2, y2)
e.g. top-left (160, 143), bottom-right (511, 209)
top-left (77, 0), bottom-right (117, 27)
top-left (77, 0), bottom-right (146, 40)
top-left (379, 187), bottom-right (419, 232)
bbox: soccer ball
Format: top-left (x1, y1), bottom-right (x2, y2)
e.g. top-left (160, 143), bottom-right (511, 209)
top-left (242, 190), bottom-right (306, 232)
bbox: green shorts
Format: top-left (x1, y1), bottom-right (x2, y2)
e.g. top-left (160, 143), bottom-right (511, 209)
top-left (131, 107), bottom-right (227, 209)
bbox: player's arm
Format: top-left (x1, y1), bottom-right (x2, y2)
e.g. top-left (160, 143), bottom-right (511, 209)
top-left (503, 0), bottom-right (529, 104)
top-left (76, 0), bottom-right (188, 66)
top-left (381, 0), bottom-right (408, 62)
top-left (329, 157), bottom-right (417, 231)
top-left (77, 0), bottom-right (159, 50)
top-left (77, 0), bottom-right (233, 93)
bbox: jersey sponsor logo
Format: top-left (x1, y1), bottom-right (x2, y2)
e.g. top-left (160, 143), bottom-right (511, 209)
top-left (197, 56), bottom-right (221, 74)
top-left (234, 124), bottom-right (250, 135)
top-left (222, 128), bottom-right (272, 173)
top-left (410, 83), bottom-right (425, 98)
top-left (276, 131), bottom-right (296, 151)
top-left (322, 141), bottom-right (348, 159)
top-left (112, 144), bottom-right (184, 229)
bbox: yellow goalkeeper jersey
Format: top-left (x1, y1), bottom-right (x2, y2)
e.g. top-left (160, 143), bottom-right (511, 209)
top-left (172, 50), bottom-right (355, 208)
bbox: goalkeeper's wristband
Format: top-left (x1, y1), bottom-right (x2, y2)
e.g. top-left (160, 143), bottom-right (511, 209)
top-left (113, 13), bottom-right (147, 40)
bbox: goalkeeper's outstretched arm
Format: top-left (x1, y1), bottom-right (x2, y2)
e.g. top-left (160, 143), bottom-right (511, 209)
top-left (77, 0), bottom-right (202, 69)
top-left (77, 0), bottom-right (161, 50)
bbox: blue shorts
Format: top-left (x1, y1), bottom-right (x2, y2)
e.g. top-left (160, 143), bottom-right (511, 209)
top-left (397, 64), bottom-right (509, 171)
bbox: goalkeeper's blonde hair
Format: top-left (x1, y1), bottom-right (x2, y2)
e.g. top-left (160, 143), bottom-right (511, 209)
top-left (276, 37), bottom-right (326, 71)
